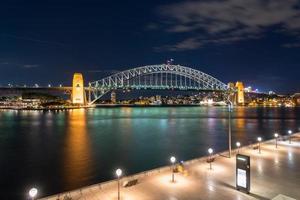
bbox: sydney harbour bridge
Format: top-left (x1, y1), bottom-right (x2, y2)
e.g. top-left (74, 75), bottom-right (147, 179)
top-left (88, 64), bottom-right (229, 104)
top-left (0, 63), bottom-right (244, 105)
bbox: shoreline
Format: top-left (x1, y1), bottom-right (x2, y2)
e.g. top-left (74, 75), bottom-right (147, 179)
top-left (1, 104), bottom-right (298, 111)
top-left (0, 105), bottom-right (96, 111)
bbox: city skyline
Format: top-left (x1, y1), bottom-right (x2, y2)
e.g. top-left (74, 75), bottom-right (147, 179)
top-left (1, 0), bottom-right (300, 93)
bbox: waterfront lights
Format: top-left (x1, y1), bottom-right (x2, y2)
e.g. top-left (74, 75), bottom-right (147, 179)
top-left (288, 130), bottom-right (293, 144)
top-left (115, 169), bottom-right (122, 200)
top-left (236, 142), bottom-right (241, 154)
top-left (274, 133), bottom-right (279, 148)
top-left (29, 188), bottom-right (38, 200)
top-left (208, 148), bottom-right (213, 170)
top-left (170, 156), bottom-right (176, 182)
top-left (257, 137), bottom-right (262, 154)
top-left (208, 148), bottom-right (213, 154)
top-left (170, 156), bottom-right (176, 164)
top-left (116, 168), bottom-right (122, 177)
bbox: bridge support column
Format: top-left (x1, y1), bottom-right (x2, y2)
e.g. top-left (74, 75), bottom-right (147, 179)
top-left (72, 73), bottom-right (86, 105)
top-left (235, 81), bottom-right (245, 106)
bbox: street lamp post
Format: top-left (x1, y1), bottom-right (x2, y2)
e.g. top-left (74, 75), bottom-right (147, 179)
top-left (288, 130), bottom-right (292, 144)
top-left (115, 169), bottom-right (122, 200)
top-left (29, 188), bottom-right (38, 200)
top-left (228, 102), bottom-right (232, 158)
top-left (257, 137), bottom-right (262, 154)
top-left (274, 133), bottom-right (279, 148)
top-left (170, 156), bottom-right (176, 182)
top-left (236, 142), bottom-right (241, 154)
top-left (208, 148), bottom-right (213, 170)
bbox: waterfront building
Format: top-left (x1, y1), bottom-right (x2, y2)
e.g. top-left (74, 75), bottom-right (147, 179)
top-left (292, 93), bottom-right (300, 106)
top-left (111, 91), bottom-right (117, 104)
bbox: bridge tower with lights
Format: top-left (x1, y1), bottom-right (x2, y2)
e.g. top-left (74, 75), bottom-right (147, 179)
top-left (235, 81), bottom-right (245, 106)
top-left (72, 73), bottom-right (86, 105)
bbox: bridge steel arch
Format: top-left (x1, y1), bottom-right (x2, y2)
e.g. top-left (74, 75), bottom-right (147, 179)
top-left (88, 64), bottom-right (228, 104)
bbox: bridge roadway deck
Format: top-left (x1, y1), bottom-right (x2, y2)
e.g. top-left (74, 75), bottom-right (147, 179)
top-left (40, 134), bottom-right (300, 200)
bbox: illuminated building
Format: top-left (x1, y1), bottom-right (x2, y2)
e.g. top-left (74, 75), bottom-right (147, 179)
top-left (269, 91), bottom-right (276, 95)
top-left (72, 73), bottom-right (86, 105)
top-left (156, 95), bottom-right (161, 101)
top-left (244, 86), bottom-right (252, 93)
top-left (292, 93), bottom-right (300, 106)
top-left (111, 91), bottom-right (116, 104)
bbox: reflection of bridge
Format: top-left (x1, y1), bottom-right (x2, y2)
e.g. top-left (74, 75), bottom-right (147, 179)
top-left (88, 64), bottom-right (228, 104)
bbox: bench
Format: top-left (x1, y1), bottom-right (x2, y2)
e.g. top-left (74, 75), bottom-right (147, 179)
top-left (206, 157), bottom-right (215, 163)
top-left (123, 179), bottom-right (138, 187)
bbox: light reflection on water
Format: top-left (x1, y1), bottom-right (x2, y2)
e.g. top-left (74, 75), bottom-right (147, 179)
top-left (0, 107), bottom-right (299, 199)
top-left (63, 109), bottom-right (93, 190)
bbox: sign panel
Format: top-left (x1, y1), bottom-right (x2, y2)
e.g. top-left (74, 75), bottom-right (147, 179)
top-left (236, 154), bottom-right (250, 193)
top-left (237, 169), bottom-right (247, 188)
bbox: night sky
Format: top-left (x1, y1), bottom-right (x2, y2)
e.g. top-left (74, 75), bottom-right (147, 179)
top-left (1, 0), bottom-right (300, 93)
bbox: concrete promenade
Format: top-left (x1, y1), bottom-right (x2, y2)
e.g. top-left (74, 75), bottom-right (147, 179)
top-left (40, 133), bottom-right (300, 200)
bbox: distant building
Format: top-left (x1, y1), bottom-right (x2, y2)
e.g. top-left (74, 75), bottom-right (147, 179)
top-left (156, 95), bottom-right (161, 101)
top-left (244, 86), bottom-right (252, 93)
top-left (292, 93), bottom-right (300, 106)
top-left (111, 91), bottom-right (116, 104)
top-left (269, 91), bottom-right (276, 95)
top-left (149, 96), bottom-right (156, 102)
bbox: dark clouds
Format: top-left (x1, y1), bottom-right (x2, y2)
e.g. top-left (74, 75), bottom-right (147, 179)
top-left (23, 64), bottom-right (39, 68)
top-left (156, 0), bottom-right (300, 51)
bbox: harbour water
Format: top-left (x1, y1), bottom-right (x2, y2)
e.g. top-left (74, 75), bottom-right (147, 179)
top-left (0, 107), bottom-right (299, 199)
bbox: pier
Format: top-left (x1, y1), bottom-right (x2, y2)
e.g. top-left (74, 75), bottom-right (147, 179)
top-left (40, 133), bottom-right (300, 200)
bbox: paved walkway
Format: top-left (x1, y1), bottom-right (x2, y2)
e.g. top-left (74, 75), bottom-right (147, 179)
top-left (41, 134), bottom-right (300, 200)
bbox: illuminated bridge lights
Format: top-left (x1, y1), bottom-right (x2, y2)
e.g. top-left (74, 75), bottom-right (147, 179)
top-left (88, 64), bottom-right (228, 104)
